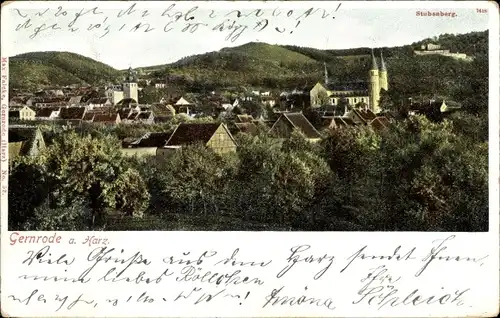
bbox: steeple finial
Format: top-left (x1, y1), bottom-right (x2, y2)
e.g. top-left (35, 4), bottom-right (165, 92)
top-left (380, 50), bottom-right (386, 71)
top-left (371, 48), bottom-right (378, 70)
top-left (324, 62), bottom-right (329, 85)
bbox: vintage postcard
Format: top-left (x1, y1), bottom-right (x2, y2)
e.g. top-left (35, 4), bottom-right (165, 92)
top-left (0, 0), bottom-right (498, 317)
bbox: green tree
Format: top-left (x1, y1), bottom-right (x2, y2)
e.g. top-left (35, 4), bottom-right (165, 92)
top-left (8, 157), bottom-right (50, 230)
top-left (377, 115), bottom-right (488, 231)
top-left (41, 132), bottom-right (150, 229)
top-left (153, 144), bottom-right (234, 217)
top-left (378, 89), bottom-right (395, 111)
top-left (23, 197), bottom-right (91, 231)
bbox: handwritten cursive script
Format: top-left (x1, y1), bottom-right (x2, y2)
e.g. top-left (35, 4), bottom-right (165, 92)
top-left (4, 234), bottom-right (492, 316)
top-left (10, 3), bottom-right (343, 42)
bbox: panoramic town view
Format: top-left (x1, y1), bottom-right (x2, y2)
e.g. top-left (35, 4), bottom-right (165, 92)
top-left (7, 28), bottom-right (489, 232)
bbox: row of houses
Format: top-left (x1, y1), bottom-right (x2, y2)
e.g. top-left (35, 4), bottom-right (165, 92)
top-left (8, 104), bottom-right (171, 124)
top-left (8, 107), bottom-right (393, 165)
top-left (122, 109), bottom-right (393, 158)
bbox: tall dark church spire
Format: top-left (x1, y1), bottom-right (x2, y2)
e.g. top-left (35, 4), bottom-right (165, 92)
top-left (380, 51), bottom-right (387, 71)
top-left (371, 48), bottom-right (378, 70)
top-left (324, 62), bottom-right (329, 85)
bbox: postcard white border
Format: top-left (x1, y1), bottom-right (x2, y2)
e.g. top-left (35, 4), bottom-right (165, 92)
top-left (0, 1), bottom-right (498, 317)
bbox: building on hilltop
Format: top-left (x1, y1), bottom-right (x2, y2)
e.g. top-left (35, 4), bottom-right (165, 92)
top-left (310, 49), bottom-right (388, 114)
top-left (414, 43), bottom-right (473, 61)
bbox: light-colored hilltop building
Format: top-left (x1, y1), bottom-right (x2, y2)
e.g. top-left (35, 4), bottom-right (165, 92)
top-left (106, 67), bottom-right (140, 105)
top-left (414, 43), bottom-right (473, 61)
top-left (310, 50), bottom-right (388, 114)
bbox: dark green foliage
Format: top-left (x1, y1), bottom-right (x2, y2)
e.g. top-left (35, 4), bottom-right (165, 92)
top-left (8, 115), bottom-right (488, 231)
top-left (139, 31), bottom-right (487, 98)
top-left (10, 51), bottom-right (121, 91)
top-left (8, 158), bottom-right (50, 230)
top-left (8, 131), bottom-right (150, 230)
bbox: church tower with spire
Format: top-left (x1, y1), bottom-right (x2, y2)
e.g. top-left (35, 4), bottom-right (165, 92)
top-left (324, 62), bottom-right (329, 85)
top-left (123, 66), bottom-right (139, 104)
top-left (369, 49), bottom-right (381, 113)
top-left (379, 51), bottom-right (388, 91)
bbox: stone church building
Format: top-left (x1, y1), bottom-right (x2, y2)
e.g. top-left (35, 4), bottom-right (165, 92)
top-left (310, 50), bottom-right (389, 114)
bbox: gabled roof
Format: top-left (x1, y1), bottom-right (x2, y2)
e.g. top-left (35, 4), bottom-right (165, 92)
top-left (370, 116), bottom-right (389, 131)
top-left (59, 107), bottom-right (85, 120)
top-left (88, 97), bottom-right (110, 105)
top-left (175, 97), bottom-right (192, 106)
top-left (341, 117), bottom-right (356, 126)
top-left (36, 108), bottom-right (54, 117)
top-left (117, 108), bottom-right (133, 119)
top-left (8, 126), bottom-right (41, 157)
top-left (127, 111), bottom-right (139, 120)
top-left (165, 123), bottom-right (222, 146)
top-left (130, 132), bottom-right (173, 148)
top-left (68, 96), bottom-right (83, 105)
top-left (235, 122), bottom-right (258, 135)
top-left (377, 116), bottom-right (389, 126)
top-left (358, 109), bottom-right (377, 121)
top-left (83, 113), bottom-right (95, 121)
top-left (347, 109), bottom-right (368, 124)
top-left (35, 106), bottom-right (60, 117)
top-left (254, 120), bottom-right (275, 129)
top-left (236, 114), bottom-right (255, 123)
top-left (136, 111), bottom-right (153, 120)
top-left (151, 104), bottom-right (175, 116)
top-left (326, 81), bottom-right (369, 92)
top-left (9, 96), bottom-right (30, 104)
top-left (116, 98), bottom-right (138, 106)
top-left (280, 112), bottom-right (322, 139)
top-left (93, 113), bottom-right (118, 123)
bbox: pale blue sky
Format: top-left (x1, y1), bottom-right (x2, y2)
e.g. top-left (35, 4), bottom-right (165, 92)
top-left (1, 1), bottom-right (490, 69)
